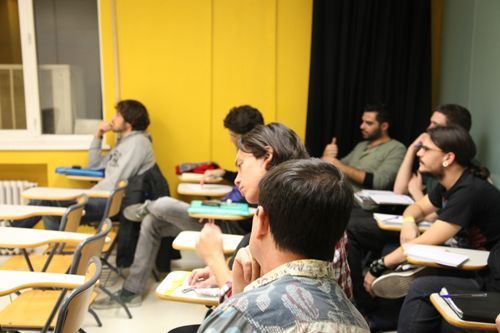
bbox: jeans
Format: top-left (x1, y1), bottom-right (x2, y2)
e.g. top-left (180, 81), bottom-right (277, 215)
top-left (398, 275), bottom-right (482, 333)
top-left (346, 206), bottom-right (400, 313)
top-left (11, 198), bottom-right (107, 230)
top-left (123, 196), bottom-right (248, 295)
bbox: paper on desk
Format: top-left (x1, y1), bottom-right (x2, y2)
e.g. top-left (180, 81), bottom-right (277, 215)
top-left (366, 191), bottom-right (414, 205)
top-left (373, 213), bottom-right (433, 228)
top-left (404, 244), bottom-right (469, 267)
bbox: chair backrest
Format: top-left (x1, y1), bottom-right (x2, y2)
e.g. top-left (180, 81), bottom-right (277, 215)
top-left (102, 180), bottom-right (127, 220)
top-left (69, 218), bottom-right (112, 275)
top-left (53, 256), bottom-right (101, 333)
top-left (58, 195), bottom-right (88, 232)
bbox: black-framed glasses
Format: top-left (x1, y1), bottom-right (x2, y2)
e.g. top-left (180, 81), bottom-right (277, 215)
top-left (415, 142), bottom-right (443, 153)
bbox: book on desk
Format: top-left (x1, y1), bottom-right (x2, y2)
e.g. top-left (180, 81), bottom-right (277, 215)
top-left (56, 167), bottom-right (105, 178)
top-left (188, 200), bottom-right (250, 217)
top-left (440, 288), bottom-right (500, 323)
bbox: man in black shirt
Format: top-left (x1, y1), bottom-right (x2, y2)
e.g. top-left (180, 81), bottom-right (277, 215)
top-left (350, 126), bottom-right (500, 318)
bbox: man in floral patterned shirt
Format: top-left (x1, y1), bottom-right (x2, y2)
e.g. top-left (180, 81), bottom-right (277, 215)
top-left (197, 159), bottom-right (369, 333)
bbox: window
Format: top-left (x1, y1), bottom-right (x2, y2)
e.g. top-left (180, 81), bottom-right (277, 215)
top-left (0, 0), bottom-right (103, 149)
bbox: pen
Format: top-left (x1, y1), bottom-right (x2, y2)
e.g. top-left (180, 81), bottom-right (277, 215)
top-left (440, 293), bottom-right (487, 298)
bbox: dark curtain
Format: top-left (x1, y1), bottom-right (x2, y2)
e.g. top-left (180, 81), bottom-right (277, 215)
top-left (305, 0), bottom-right (432, 158)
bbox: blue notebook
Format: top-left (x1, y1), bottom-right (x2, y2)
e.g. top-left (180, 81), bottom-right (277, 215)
top-left (56, 167), bottom-right (105, 178)
top-left (188, 200), bottom-right (250, 217)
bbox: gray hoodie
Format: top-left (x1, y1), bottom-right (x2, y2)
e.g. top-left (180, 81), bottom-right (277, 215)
top-left (88, 131), bottom-right (156, 191)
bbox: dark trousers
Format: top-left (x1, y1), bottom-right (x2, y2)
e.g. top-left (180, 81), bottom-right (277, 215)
top-left (346, 206), bottom-right (400, 313)
top-left (11, 198), bottom-right (107, 230)
top-left (398, 275), bottom-right (482, 333)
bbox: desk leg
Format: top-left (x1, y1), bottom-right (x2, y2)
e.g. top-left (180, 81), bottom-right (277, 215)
top-left (21, 249), bottom-right (35, 272)
top-left (42, 243), bottom-right (59, 272)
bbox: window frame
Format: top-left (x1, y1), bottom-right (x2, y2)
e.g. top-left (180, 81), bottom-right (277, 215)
top-left (0, 0), bottom-right (105, 150)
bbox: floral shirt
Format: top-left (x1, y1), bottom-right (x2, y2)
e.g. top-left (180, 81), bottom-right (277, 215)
top-left (197, 259), bottom-right (369, 333)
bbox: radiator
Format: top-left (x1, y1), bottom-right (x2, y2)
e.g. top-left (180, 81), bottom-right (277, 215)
top-left (0, 180), bottom-right (38, 205)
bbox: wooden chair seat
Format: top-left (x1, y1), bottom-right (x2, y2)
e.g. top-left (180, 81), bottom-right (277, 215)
top-left (0, 289), bottom-right (98, 330)
top-left (0, 254), bottom-right (73, 274)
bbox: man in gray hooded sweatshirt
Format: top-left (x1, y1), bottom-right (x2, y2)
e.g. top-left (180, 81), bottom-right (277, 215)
top-left (12, 99), bottom-right (156, 230)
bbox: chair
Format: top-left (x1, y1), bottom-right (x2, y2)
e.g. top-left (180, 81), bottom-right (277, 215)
top-left (0, 195), bottom-right (88, 273)
top-left (52, 257), bottom-right (101, 333)
top-left (0, 219), bottom-right (112, 331)
top-left (96, 180), bottom-right (128, 276)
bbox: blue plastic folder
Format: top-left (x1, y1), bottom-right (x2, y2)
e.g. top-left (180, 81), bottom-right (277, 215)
top-left (56, 167), bottom-right (105, 178)
top-left (188, 200), bottom-right (250, 217)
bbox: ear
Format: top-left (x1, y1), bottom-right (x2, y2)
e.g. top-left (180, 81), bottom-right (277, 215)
top-left (262, 146), bottom-right (274, 170)
top-left (254, 206), bottom-right (270, 240)
top-left (381, 121), bottom-right (389, 132)
top-left (443, 152), bottom-right (456, 166)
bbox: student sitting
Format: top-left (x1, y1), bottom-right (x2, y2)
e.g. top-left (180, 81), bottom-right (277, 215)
top-left (394, 103), bottom-right (471, 201)
top-left (191, 123), bottom-right (352, 300)
top-left (348, 126), bottom-right (500, 318)
top-left (321, 104), bottom-right (406, 192)
top-left (93, 105), bottom-right (263, 308)
top-left (196, 159), bottom-right (369, 332)
top-left (12, 100), bottom-right (155, 230)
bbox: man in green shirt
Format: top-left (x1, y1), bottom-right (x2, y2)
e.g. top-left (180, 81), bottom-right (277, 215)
top-left (322, 105), bottom-right (406, 192)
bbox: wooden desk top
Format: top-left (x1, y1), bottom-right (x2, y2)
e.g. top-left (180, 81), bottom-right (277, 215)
top-left (173, 231), bottom-right (243, 254)
top-left (0, 227), bottom-right (90, 248)
top-left (374, 213), bottom-right (431, 232)
top-left (156, 271), bottom-right (219, 306)
top-left (404, 244), bottom-right (489, 270)
top-left (0, 270), bottom-right (85, 296)
top-left (0, 205), bottom-right (68, 220)
top-left (66, 175), bottom-right (104, 182)
top-left (178, 173), bottom-right (223, 184)
top-left (177, 183), bottom-right (233, 197)
top-left (22, 187), bottom-right (111, 200)
top-left (430, 293), bottom-right (497, 331)
top-left (188, 207), bottom-right (257, 221)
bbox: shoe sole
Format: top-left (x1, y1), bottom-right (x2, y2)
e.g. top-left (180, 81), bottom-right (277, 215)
top-left (372, 266), bottom-right (428, 299)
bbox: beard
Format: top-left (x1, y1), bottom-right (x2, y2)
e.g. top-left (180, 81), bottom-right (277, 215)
top-left (363, 127), bottom-right (383, 141)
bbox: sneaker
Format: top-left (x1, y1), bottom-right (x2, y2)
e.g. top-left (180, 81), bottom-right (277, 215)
top-left (0, 220), bottom-right (12, 227)
top-left (92, 289), bottom-right (142, 309)
top-left (123, 200), bottom-right (151, 222)
top-left (371, 265), bottom-right (428, 299)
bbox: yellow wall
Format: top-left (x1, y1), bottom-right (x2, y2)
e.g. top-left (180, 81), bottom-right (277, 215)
top-left (0, 0), bottom-right (312, 194)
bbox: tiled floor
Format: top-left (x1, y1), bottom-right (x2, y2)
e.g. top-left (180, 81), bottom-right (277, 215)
top-left (0, 251), bottom-right (210, 333)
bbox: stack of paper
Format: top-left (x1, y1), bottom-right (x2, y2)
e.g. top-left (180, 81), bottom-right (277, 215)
top-left (404, 244), bottom-right (469, 267)
top-left (358, 190), bottom-right (414, 205)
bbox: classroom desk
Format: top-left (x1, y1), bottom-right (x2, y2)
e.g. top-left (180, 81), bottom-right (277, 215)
top-left (65, 175), bottom-right (104, 182)
top-left (0, 205), bottom-right (68, 220)
top-left (373, 213), bottom-right (431, 232)
top-left (156, 271), bottom-right (219, 306)
top-left (0, 227), bottom-right (90, 272)
top-left (178, 173), bottom-right (222, 184)
top-left (0, 227), bottom-right (90, 249)
top-left (0, 270), bottom-right (85, 296)
top-left (430, 293), bottom-right (497, 331)
top-left (404, 244), bottom-right (489, 270)
top-left (173, 231), bottom-right (243, 254)
top-left (188, 207), bottom-right (257, 221)
top-left (177, 184), bottom-right (233, 197)
top-left (22, 187), bottom-right (111, 201)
